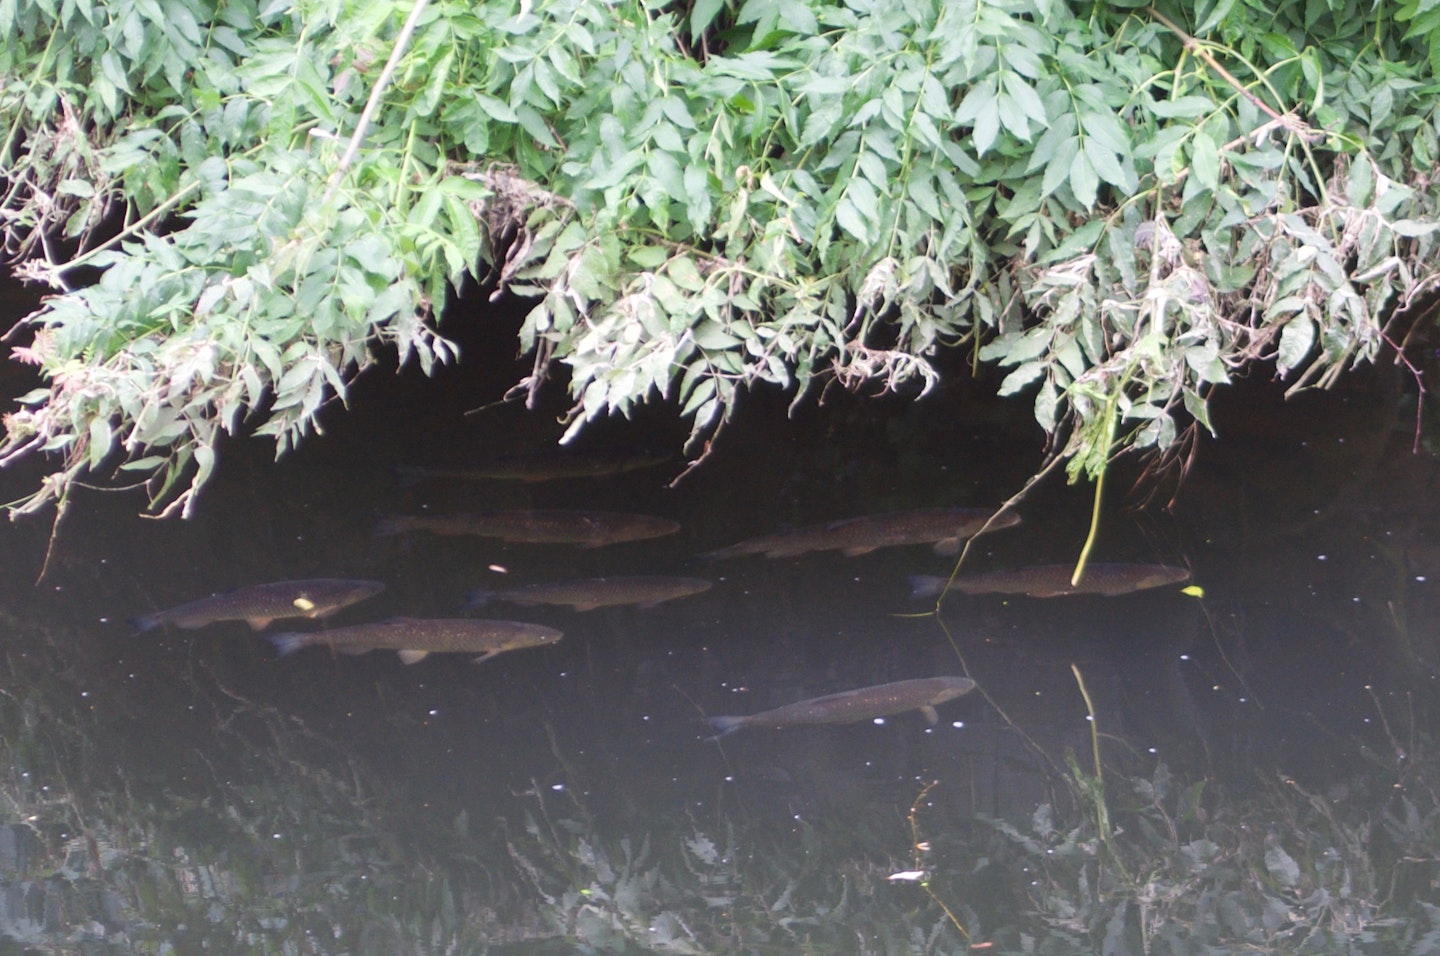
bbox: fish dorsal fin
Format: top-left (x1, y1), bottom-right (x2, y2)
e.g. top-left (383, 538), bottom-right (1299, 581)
top-left (919, 705), bottom-right (939, 724)
top-left (398, 649), bottom-right (430, 665)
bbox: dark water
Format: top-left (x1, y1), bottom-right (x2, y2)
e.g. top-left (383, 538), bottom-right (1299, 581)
top-left (0, 279), bottom-right (1435, 952)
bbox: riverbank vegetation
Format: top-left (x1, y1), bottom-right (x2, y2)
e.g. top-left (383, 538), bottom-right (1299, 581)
top-left (2, 0), bottom-right (1439, 514)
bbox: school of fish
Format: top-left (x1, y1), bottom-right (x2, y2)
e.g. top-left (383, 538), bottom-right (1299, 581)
top-left (130, 443), bottom-right (1198, 744)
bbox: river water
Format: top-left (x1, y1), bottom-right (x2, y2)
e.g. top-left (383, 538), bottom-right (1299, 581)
top-left (0, 279), bottom-right (1434, 953)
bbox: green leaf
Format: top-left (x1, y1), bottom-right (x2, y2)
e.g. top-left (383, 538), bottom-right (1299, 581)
top-left (999, 361), bottom-right (1045, 396)
top-left (1194, 0), bottom-right (1238, 35)
top-left (1190, 129), bottom-right (1221, 191)
top-left (628, 246), bottom-right (669, 269)
top-left (1276, 316), bottom-right (1315, 372)
top-left (476, 92), bottom-right (518, 123)
top-left (1069, 149), bottom-right (1098, 207)
top-left (668, 256), bottom-right (706, 291)
top-left (835, 197), bottom-right (871, 243)
top-left (691, 321), bottom-right (742, 350)
top-left (88, 417), bottom-right (114, 471)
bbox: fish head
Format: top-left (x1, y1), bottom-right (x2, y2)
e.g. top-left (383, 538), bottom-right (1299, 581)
top-left (931, 677), bottom-right (978, 703)
top-left (1134, 566), bottom-right (1192, 590)
top-left (349, 580), bottom-right (389, 600)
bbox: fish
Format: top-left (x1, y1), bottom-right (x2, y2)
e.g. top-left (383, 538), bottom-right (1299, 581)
top-left (701, 507), bottom-right (1019, 560)
top-left (910, 563), bottom-right (1193, 599)
top-left (129, 579), bottom-right (386, 632)
top-left (395, 447), bottom-right (670, 483)
top-left (375, 510), bottom-right (680, 548)
top-left (266, 617), bottom-right (563, 665)
top-left (705, 676), bottom-right (977, 737)
top-left (466, 575), bottom-right (712, 611)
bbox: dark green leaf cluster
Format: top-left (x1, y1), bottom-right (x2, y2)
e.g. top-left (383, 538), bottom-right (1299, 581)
top-left (2, 0), bottom-right (1440, 510)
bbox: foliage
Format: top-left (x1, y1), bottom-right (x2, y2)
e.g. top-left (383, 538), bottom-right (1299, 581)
top-left (3, 0), bottom-right (1440, 512)
top-left (980, 759), bottom-right (1440, 955)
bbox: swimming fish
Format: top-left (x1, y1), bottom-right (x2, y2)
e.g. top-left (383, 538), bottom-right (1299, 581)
top-left (130, 579), bottom-right (385, 632)
top-left (705, 676), bottom-right (977, 737)
top-left (910, 563), bottom-right (1193, 599)
top-left (375, 510), bottom-right (680, 547)
top-left (701, 508), bottom-right (1018, 560)
top-left (267, 617), bottom-right (563, 664)
top-left (466, 575), bottom-right (712, 611)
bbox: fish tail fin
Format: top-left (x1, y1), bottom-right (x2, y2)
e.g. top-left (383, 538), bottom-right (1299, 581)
top-left (267, 633), bottom-right (306, 657)
top-left (705, 716), bottom-right (745, 740)
top-left (463, 589), bottom-right (493, 609)
top-left (908, 575), bottom-right (947, 599)
top-left (128, 614), bottom-right (162, 633)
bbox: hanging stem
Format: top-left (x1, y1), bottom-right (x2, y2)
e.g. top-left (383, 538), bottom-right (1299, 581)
top-left (1071, 398), bottom-right (1117, 587)
top-left (324, 0), bottom-right (431, 203)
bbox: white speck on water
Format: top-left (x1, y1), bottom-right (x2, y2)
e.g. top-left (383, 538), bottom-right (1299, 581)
top-left (1148, 747), bottom-right (1158, 754)
top-left (98, 617), bottom-right (109, 624)
top-left (642, 715), bottom-right (650, 721)
top-left (1317, 555), bottom-right (1328, 561)
top-left (724, 775), bottom-right (734, 782)
top-left (951, 721), bottom-right (965, 729)
top-left (428, 709), bottom-right (439, 717)
top-left (872, 718), bottom-right (886, 725)
top-left (550, 783), bottom-right (565, 791)
top-left (1085, 715), bottom-right (1093, 722)
top-left (1179, 653), bottom-right (1191, 661)
top-left (80, 691), bottom-right (89, 698)
top-left (488, 564), bottom-right (508, 573)
top-left (1417, 576), bottom-right (1428, 583)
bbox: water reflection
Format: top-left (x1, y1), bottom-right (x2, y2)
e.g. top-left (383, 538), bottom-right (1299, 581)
top-left (0, 282), bottom-right (1437, 951)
